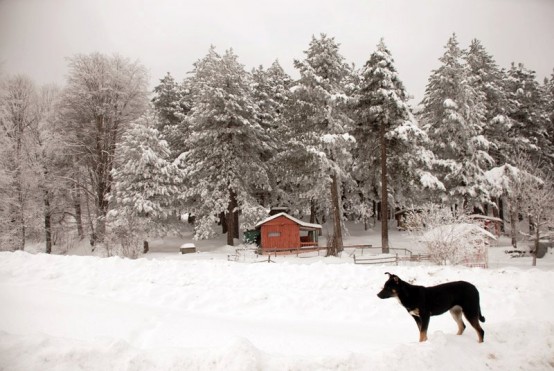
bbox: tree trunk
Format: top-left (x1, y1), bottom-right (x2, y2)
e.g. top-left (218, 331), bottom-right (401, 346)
top-left (310, 201), bottom-right (317, 224)
top-left (532, 227), bottom-right (539, 267)
top-left (220, 212), bottom-right (228, 234)
top-left (492, 197), bottom-right (501, 235)
top-left (380, 122), bottom-right (389, 254)
top-left (43, 188), bottom-right (52, 254)
top-left (329, 173), bottom-right (343, 256)
top-left (509, 197), bottom-right (518, 248)
top-left (72, 183), bottom-right (84, 240)
top-left (13, 132), bottom-right (26, 251)
top-left (233, 207), bottom-right (239, 239)
top-left (143, 240), bottom-right (149, 254)
top-left (84, 188), bottom-right (96, 248)
top-left (227, 189), bottom-right (238, 246)
top-left (15, 169), bottom-right (25, 251)
top-left (498, 197), bottom-right (505, 232)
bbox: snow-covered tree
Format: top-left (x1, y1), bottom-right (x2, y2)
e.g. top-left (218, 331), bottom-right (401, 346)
top-left (354, 39), bottom-right (443, 252)
top-left (151, 72), bottom-right (191, 158)
top-left (61, 53), bottom-right (149, 245)
top-left (0, 75), bottom-right (39, 250)
top-left (419, 34), bottom-right (492, 208)
top-left (152, 72), bottom-right (189, 128)
top-left (26, 84), bottom-right (68, 253)
top-left (505, 63), bottom-right (551, 168)
top-left (179, 47), bottom-right (271, 245)
top-left (251, 61), bottom-right (291, 134)
top-left (251, 60), bottom-right (293, 208)
top-left (109, 111), bottom-right (184, 257)
top-left (0, 76), bottom-right (69, 253)
top-left (545, 70), bottom-right (554, 170)
top-left (292, 34), bottom-right (355, 255)
top-left (465, 39), bottom-right (513, 165)
top-left (517, 164), bottom-right (554, 266)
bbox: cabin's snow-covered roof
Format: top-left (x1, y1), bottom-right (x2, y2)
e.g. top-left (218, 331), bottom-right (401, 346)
top-left (255, 212), bottom-right (322, 230)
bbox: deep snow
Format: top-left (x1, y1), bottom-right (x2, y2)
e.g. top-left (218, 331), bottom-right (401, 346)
top-left (1, 225), bottom-right (553, 370)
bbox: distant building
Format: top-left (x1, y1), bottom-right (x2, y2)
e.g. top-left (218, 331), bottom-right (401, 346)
top-left (255, 212), bottom-right (322, 253)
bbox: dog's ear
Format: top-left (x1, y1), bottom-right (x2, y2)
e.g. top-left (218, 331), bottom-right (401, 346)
top-left (385, 272), bottom-right (400, 283)
top-left (385, 272), bottom-right (400, 282)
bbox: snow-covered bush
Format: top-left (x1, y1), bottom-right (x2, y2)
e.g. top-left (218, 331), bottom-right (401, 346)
top-left (104, 211), bottom-right (147, 259)
top-left (405, 204), bottom-right (493, 265)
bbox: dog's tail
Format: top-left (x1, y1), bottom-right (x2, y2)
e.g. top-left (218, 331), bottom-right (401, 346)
top-left (479, 309), bottom-right (485, 323)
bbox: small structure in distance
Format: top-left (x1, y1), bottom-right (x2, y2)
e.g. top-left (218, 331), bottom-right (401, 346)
top-left (255, 212), bottom-right (322, 254)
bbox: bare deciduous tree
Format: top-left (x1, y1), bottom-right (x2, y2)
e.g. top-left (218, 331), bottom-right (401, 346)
top-left (0, 75), bottom-right (39, 250)
top-left (60, 53), bottom-right (149, 245)
top-left (516, 161), bottom-right (554, 266)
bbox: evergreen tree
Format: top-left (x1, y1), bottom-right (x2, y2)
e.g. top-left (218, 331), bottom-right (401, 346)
top-left (251, 60), bottom-right (292, 207)
top-left (546, 70), bottom-right (554, 126)
top-left (109, 111), bottom-right (185, 257)
top-left (152, 72), bottom-right (189, 128)
top-left (111, 111), bottom-right (184, 220)
top-left (419, 34), bottom-right (492, 208)
top-left (354, 39), bottom-right (442, 252)
top-left (180, 47), bottom-right (271, 245)
top-left (292, 34), bottom-right (355, 255)
top-left (251, 62), bottom-right (291, 134)
top-left (505, 63), bottom-right (551, 169)
top-left (545, 70), bottom-right (554, 170)
top-left (465, 39), bottom-right (513, 165)
top-left (151, 72), bottom-right (191, 159)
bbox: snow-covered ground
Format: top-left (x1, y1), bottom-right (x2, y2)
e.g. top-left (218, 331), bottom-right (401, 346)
top-left (1, 224), bottom-right (553, 370)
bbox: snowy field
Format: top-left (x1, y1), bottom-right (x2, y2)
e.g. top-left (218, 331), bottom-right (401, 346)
top-left (1, 225), bottom-right (554, 370)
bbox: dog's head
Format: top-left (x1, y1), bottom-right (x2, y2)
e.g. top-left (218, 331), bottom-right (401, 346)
top-left (377, 272), bottom-right (401, 299)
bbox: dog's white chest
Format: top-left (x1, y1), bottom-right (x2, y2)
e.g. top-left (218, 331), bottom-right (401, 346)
top-left (409, 308), bottom-right (420, 317)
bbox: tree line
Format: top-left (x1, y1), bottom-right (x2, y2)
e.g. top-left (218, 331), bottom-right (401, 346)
top-left (1, 33), bottom-right (553, 257)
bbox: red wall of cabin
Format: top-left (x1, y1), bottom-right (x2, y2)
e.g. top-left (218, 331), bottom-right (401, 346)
top-left (260, 216), bottom-right (300, 250)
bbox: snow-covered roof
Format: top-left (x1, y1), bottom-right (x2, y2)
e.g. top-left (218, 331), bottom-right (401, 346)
top-left (255, 212), bottom-right (322, 230)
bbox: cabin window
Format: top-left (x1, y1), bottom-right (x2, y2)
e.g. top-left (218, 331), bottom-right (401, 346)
top-left (268, 232), bottom-right (281, 238)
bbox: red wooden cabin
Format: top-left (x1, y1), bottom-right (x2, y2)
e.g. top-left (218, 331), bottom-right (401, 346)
top-left (255, 212), bottom-right (322, 253)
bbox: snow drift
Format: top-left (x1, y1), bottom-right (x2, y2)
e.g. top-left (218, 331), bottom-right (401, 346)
top-left (1, 250), bottom-right (553, 370)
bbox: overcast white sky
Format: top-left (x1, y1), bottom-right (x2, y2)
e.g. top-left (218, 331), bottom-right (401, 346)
top-left (1, 0), bottom-right (553, 102)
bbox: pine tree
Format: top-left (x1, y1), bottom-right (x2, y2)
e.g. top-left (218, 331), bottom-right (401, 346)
top-left (111, 111), bottom-right (183, 219)
top-left (354, 39), bottom-right (442, 252)
top-left (109, 111), bottom-right (185, 257)
top-left (292, 34), bottom-right (355, 255)
top-left (251, 60), bottom-right (292, 207)
top-left (505, 63), bottom-right (551, 169)
top-left (180, 47), bottom-right (271, 245)
top-left (419, 34), bottom-right (492, 208)
top-left (151, 72), bottom-right (191, 159)
top-left (545, 70), bottom-right (554, 170)
top-left (465, 39), bottom-right (513, 165)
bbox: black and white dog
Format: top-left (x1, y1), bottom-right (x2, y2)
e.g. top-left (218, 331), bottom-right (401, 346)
top-left (377, 273), bottom-right (485, 343)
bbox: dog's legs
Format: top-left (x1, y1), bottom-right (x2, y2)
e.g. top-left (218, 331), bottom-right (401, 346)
top-left (412, 315), bottom-right (422, 331)
top-left (467, 316), bottom-right (485, 343)
top-left (418, 314), bottom-right (430, 342)
top-left (449, 305), bottom-right (466, 335)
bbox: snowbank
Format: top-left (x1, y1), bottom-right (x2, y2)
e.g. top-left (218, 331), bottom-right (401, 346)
top-left (1, 251), bottom-right (553, 370)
